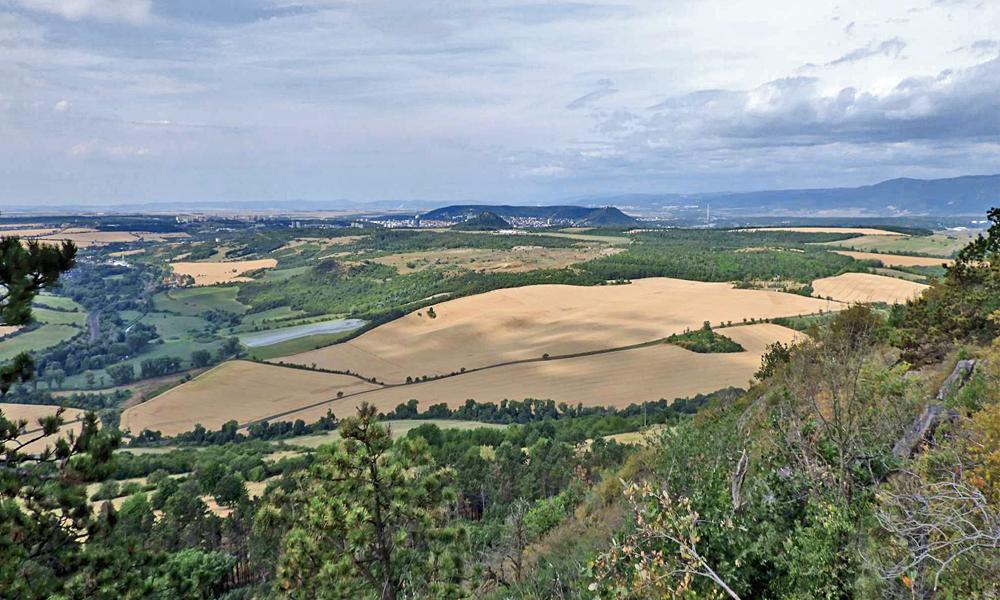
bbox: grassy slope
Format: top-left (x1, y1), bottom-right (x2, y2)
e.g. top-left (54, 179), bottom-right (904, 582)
top-left (153, 286), bottom-right (249, 316)
top-left (0, 324), bottom-right (81, 361)
top-left (817, 231), bottom-right (977, 257)
top-left (245, 330), bottom-right (356, 361)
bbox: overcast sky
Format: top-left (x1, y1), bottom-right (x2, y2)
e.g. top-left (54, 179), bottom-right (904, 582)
top-left (2, 0), bottom-right (999, 206)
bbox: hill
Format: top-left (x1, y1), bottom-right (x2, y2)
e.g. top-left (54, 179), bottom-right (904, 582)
top-left (451, 210), bottom-right (511, 231)
top-left (576, 206), bottom-right (637, 227)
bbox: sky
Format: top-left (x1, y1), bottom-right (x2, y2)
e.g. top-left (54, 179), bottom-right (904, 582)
top-left (1, 0), bottom-right (999, 207)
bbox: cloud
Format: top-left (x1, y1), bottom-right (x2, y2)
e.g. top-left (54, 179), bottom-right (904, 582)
top-left (70, 139), bottom-right (150, 158)
top-left (566, 89), bottom-right (617, 110)
top-left (827, 37), bottom-right (906, 65)
top-left (3, 0), bottom-right (1000, 204)
top-left (518, 164), bottom-right (569, 178)
top-left (9, 0), bottom-right (153, 24)
top-left (592, 55), bottom-right (1000, 171)
top-left (965, 39), bottom-right (1000, 56)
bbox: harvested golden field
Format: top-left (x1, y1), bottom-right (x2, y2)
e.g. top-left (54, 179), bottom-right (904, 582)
top-left (830, 250), bottom-right (953, 267)
top-left (276, 323), bottom-right (806, 419)
top-left (1, 403), bottom-right (86, 453)
top-left (812, 272), bottom-right (928, 304)
top-left (120, 360), bottom-right (378, 436)
top-left (0, 227), bottom-right (61, 238)
top-left (171, 258), bottom-right (278, 285)
top-left (742, 227), bottom-right (904, 236)
top-left (0, 325), bottom-right (21, 338)
top-left (280, 278), bottom-right (834, 383)
top-left (373, 245), bottom-right (621, 274)
top-left (27, 229), bottom-right (189, 248)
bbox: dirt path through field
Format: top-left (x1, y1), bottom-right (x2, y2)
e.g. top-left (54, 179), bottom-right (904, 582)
top-left (239, 322), bottom-right (806, 429)
top-left (278, 277), bottom-right (836, 384)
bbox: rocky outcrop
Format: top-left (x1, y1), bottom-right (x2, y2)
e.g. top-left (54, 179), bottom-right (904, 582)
top-left (892, 404), bottom-right (959, 459)
top-left (935, 359), bottom-right (977, 401)
top-left (892, 360), bottom-right (976, 459)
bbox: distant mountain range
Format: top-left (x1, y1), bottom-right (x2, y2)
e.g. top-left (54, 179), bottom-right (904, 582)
top-left (423, 205), bottom-right (639, 226)
top-left (4, 174), bottom-right (997, 217)
top-left (578, 174), bottom-right (1000, 216)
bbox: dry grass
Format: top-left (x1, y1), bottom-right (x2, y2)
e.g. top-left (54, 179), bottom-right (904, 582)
top-left (120, 360), bottom-right (378, 436)
top-left (812, 272), bottom-right (928, 304)
top-left (123, 322), bottom-right (806, 435)
top-left (110, 249), bottom-right (145, 258)
top-left (279, 278), bottom-right (835, 384)
top-left (601, 424), bottom-right (668, 445)
top-left (276, 323), bottom-right (806, 417)
top-left (0, 325), bottom-right (21, 338)
top-left (8, 228), bottom-right (189, 248)
top-left (0, 227), bottom-right (61, 238)
top-left (170, 258), bottom-right (278, 286)
top-left (830, 250), bottom-right (953, 267)
top-left (1, 403), bottom-right (86, 454)
top-left (742, 227), bottom-right (905, 236)
top-left (372, 245), bottom-right (621, 274)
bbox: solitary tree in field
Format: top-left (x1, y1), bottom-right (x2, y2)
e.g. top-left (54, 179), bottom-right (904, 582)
top-left (277, 403), bottom-right (466, 599)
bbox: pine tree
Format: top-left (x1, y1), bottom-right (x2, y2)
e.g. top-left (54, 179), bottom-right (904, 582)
top-left (276, 403), bottom-right (466, 599)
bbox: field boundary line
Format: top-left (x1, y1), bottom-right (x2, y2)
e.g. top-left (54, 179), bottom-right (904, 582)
top-left (240, 322), bottom-right (802, 430)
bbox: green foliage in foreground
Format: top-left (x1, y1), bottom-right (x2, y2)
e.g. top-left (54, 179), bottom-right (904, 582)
top-left (274, 404), bottom-right (466, 599)
top-left (1, 238), bottom-right (77, 394)
top-left (892, 207), bottom-right (1000, 364)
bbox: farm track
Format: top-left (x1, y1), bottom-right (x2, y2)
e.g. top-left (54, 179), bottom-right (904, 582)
top-left (239, 322), bottom-right (799, 430)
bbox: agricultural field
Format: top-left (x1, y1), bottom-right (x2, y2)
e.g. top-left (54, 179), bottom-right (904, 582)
top-left (153, 286), bottom-right (248, 316)
top-left (32, 294), bottom-right (85, 311)
top-left (274, 323), bottom-right (805, 421)
top-left (812, 272), bottom-right (928, 304)
top-left (0, 324), bottom-right (82, 361)
top-left (120, 360), bottom-right (379, 436)
top-left (278, 277), bottom-right (834, 383)
top-left (121, 323), bottom-right (803, 435)
top-left (830, 250), bottom-right (955, 267)
top-left (0, 403), bottom-right (87, 453)
top-left (170, 258), bottom-right (277, 286)
top-left (3, 226), bottom-right (189, 248)
top-left (741, 227), bottom-right (904, 235)
top-left (816, 229), bottom-right (979, 257)
top-left (0, 227), bottom-right (62, 238)
top-left (372, 244), bottom-right (621, 274)
top-left (0, 295), bottom-right (88, 360)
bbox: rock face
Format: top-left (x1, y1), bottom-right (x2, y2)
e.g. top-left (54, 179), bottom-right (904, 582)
top-left (892, 404), bottom-right (958, 459)
top-left (935, 359), bottom-right (977, 401)
top-left (892, 360), bottom-right (975, 459)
